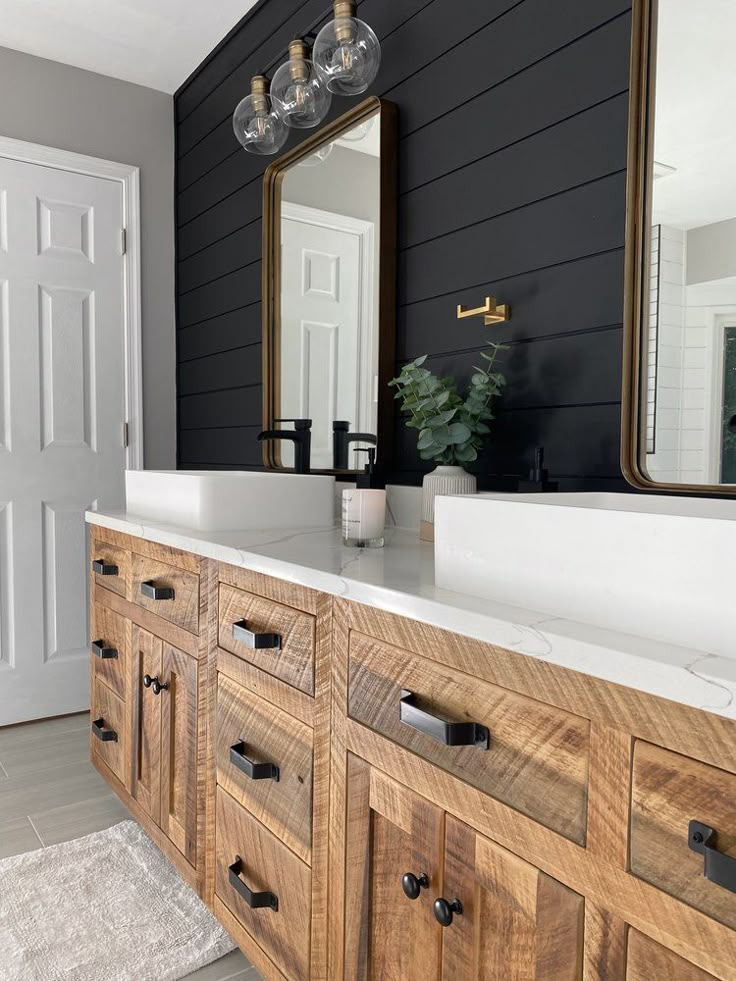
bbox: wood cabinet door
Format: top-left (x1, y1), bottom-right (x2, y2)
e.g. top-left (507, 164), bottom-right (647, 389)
top-left (441, 817), bottom-right (584, 980)
top-left (159, 642), bottom-right (199, 869)
top-left (130, 624), bottom-right (162, 825)
top-left (343, 756), bottom-right (444, 981)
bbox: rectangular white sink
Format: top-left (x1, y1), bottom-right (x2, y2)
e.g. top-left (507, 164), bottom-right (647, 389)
top-left (434, 492), bottom-right (736, 657)
top-left (125, 470), bottom-right (335, 532)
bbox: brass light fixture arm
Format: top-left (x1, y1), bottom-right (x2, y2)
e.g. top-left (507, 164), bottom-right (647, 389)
top-left (456, 296), bottom-right (511, 325)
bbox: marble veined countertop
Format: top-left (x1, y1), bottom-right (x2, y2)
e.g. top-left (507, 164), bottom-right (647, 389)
top-left (86, 510), bottom-right (736, 720)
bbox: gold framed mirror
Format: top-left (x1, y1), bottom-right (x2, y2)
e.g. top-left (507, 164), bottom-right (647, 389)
top-left (624, 0), bottom-right (736, 493)
top-left (262, 96), bottom-right (397, 474)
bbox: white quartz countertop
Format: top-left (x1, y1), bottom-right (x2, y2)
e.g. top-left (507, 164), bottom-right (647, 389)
top-left (86, 510), bottom-right (736, 720)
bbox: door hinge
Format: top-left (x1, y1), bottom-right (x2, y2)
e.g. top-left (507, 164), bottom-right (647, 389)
top-left (123, 422), bottom-right (129, 448)
top-left (120, 228), bottom-right (127, 255)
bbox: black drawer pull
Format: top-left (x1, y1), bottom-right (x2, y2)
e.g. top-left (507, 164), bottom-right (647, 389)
top-left (228, 858), bottom-right (278, 911)
top-left (92, 559), bottom-right (119, 576)
top-left (230, 742), bottom-right (280, 782)
top-left (689, 821), bottom-right (736, 894)
top-left (232, 619), bottom-right (281, 650)
top-left (141, 581), bottom-right (175, 601)
top-left (399, 690), bottom-right (490, 750)
top-left (91, 640), bottom-right (118, 660)
top-left (91, 718), bottom-right (117, 742)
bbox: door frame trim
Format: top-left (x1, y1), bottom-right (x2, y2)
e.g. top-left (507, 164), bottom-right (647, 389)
top-left (0, 135), bottom-right (143, 469)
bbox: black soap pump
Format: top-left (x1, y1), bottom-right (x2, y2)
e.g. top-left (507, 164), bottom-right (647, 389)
top-left (354, 446), bottom-right (385, 489)
top-left (518, 446), bottom-right (558, 493)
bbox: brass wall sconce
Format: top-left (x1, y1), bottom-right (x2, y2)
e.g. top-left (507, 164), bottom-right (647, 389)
top-left (456, 296), bottom-right (511, 325)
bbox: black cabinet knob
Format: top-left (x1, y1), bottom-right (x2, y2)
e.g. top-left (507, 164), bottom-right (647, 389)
top-left (151, 678), bottom-right (169, 696)
top-left (401, 871), bottom-right (429, 901)
top-left (143, 674), bottom-right (153, 689)
top-left (433, 897), bottom-right (463, 927)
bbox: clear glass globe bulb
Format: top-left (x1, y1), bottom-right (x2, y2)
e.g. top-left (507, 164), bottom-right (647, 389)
top-left (271, 56), bottom-right (332, 129)
top-left (313, 16), bottom-right (381, 96)
top-left (232, 91), bottom-right (289, 156)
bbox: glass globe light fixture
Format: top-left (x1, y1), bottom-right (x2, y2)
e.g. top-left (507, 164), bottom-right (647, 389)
top-left (232, 76), bottom-right (289, 155)
top-left (271, 40), bottom-right (332, 129)
top-left (313, 0), bottom-right (381, 97)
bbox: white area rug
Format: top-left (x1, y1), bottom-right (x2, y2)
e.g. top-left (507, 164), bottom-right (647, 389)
top-left (0, 820), bottom-right (235, 980)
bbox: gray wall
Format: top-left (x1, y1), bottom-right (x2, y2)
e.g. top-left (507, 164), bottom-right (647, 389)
top-left (687, 216), bottom-right (736, 285)
top-left (0, 45), bottom-right (175, 469)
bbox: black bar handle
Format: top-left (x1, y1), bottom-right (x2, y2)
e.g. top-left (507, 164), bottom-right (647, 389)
top-left (91, 718), bottom-right (117, 742)
top-left (91, 640), bottom-right (118, 660)
top-left (230, 742), bottom-right (280, 782)
top-left (232, 619), bottom-right (281, 650)
top-left (689, 821), bottom-right (736, 894)
top-left (228, 858), bottom-right (278, 911)
top-left (141, 581), bottom-right (175, 601)
top-left (92, 559), bottom-right (119, 576)
top-left (399, 690), bottom-right (490, 750)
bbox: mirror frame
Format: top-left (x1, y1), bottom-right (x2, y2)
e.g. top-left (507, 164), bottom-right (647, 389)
top-left (622, 0), bottom-right (736, 495)
top-left (261, 96), bottom-right (398, 474)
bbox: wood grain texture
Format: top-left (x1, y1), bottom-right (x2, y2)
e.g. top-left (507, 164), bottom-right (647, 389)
top-left (90, 677), bottom-right (126, 787)
top-left (441, 816), bottom-right (584, 980)
top-left (93, 579), bottom-right (199, 657)
top-left (631, 741), bottom-right (736, 931)
top-left (348, 631), bottom-right (590, 842)
top-left (132, 552), bottom-right (200, 635)
top-left (91, 603), bottom-right (129, 701)
top-left (213, 896), bottom-right (289, 981)
top-left (219, 583), bottom-right (315, 696)
top-left (346, 603), bottom-right (736, 775)
top-left (91, 525), bottom-right (202, 574)
top-left (216, 646), bottom-right (314, 728)
top-left (587, 724), bottom-right (633, 868)
top-left (91, 541), bottom-right (129, 599)
top-left (626, 930), bottom-right (718, 981)
top-left (130, 624), bottom-right (162, 825)
top-left (583, 905), bottom-right (627, 981)
top-left (216, 672), bottom-right (313, 863)
top-left (216, 787), bottom-right (312, 981)
top-left (160, 643), bottom-right (199, 868)
top-left (219, 563), bottom-right (320, 615)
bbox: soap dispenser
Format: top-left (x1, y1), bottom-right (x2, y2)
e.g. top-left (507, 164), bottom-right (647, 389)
top-left (342, 447), bottom-right (387, 548)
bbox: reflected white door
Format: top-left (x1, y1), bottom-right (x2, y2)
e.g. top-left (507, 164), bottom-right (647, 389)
top-left (0, 156), bottom-right (126, 725)
top-left (280, 203), bottom-right (375, 470)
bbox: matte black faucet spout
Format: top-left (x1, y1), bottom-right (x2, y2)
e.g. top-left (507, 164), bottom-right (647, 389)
top-left (332, 421), bottom-right (377, 470)
top-left (258, 418), bottom-right (312, 474)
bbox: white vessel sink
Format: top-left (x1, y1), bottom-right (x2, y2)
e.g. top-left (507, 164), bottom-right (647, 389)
top-left (125, 470), bottom-right (335, 532)
top-left (434, 492), bottom-right (736, 657)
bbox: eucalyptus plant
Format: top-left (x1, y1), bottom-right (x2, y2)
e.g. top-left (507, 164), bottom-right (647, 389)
top-left (388, 342), bottom-right (507, 466)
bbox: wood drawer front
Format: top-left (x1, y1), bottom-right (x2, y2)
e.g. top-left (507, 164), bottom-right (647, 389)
top-left (218, 583), bottom-right (315, 696)
top-left (91, 677), bottom-right (125, 785)
top-left (626, 930), bottom-right (717, 980)
top-left (131, 553), bottom-right (200, 635)
top-left (91, 542), bottom-right (129, 599)
top-left (91, 604), bottom-right (128, 701)
top-left (348, 632), bottom-right (590, 843)
top-left (216, 788), bottom-right (311, 981)
top-left (631, 740), bottom-right (736, 930)
top-left (216, 674), bottom-right (314, 864)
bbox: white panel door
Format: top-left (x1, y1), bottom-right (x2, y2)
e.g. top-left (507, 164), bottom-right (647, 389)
top-left (281, 207), bottom-right (373, 470)
top-left (0, 156), bottom-right (126, 725)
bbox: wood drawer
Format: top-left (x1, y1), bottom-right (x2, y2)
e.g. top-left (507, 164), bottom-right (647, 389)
top-left (631, 740), bottom-right (736, 930)
top-left (90, 542), bottom-right (129, 599)
top-left (131, 552), bottom-right (200, 635)
top-left (216, 787), bottom-right (311, 981)
top-left (216, 673), bottom-right (313, 864)
top-left (218, 583), bottom-right (315, 696)
top-left (90, 677), bottom-right (125, 785)
top-left (348, 632), bottom-right (590, 843)
top-left (90, 604), bottom-right (128, 701)
top-left (626, 930), bottom-right (717, 980)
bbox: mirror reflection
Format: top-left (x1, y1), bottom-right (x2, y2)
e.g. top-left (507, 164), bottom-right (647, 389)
top-left (643, 0), bottom-right (736, 485)
top-left (273, 107), bottom-right (381, 471)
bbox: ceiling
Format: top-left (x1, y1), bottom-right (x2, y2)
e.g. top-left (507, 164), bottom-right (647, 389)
top-left (653, 0), bottom-right (736, 230)
top-left (0, 0), bottom-right (261, 93)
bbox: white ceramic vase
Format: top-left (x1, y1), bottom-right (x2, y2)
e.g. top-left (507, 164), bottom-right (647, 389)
top-left (420, 465), bottom-right (477, 542)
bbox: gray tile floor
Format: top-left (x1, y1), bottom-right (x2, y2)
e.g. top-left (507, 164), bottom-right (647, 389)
top-left (0, 712), bottom-right (261, 981)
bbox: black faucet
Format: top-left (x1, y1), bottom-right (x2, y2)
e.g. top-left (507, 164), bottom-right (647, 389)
top-left (258, 418), bottom-right (312, 474)
top-left (332, 421), bottom-right (377, 470)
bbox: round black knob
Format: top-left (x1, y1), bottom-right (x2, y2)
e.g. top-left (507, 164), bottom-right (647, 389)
top-left (143, 674), bottom-right (153, 689)
top-left (401, 871), bottom-right (429, 901)
top-left (433, 897), bottom-right (463, 927)
top-left (151, 678), bottom-right (169, 696)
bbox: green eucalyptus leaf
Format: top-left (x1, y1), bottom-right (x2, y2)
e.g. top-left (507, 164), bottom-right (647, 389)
top-left (447, 422), bottom-right (472, 444)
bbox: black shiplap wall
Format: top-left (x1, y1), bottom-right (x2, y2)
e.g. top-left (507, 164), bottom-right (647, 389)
top-left (175, 0), bottom-right (633, 489)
